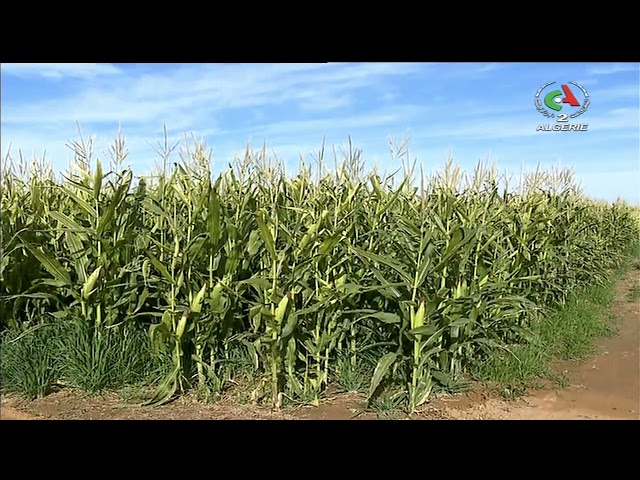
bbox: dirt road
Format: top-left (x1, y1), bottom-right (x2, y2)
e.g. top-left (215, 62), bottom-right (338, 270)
top-left (443, 265), bottom-right (640, 420)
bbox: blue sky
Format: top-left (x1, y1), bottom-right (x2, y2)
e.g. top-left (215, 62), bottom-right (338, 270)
top-left (1, 62), bottom-right (638, 203)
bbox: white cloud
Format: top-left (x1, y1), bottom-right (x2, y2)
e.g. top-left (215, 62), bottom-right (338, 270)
top-left (586, 63), bottom-right (639, 76)
top-left (1, 62), bottom-right (504, 130)
top-left (245, 105), bottom-right (428, 138)
top-left (1, 63), bottom-right (122, 80)
top-left (589, 84), bottom-right (639, 103)
top-left (297, 94), bottom-right (353, 112)
top-left (2, 63), bottom-right (636, 203)
top-left (575, 78), bottom-right (599, 87)
top-left (411, 107), bottom-right (639, 141)
top-left (1, 63), bottom-right (425, 128)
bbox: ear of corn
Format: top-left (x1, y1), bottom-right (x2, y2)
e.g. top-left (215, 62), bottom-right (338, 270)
top-left (1, 134), bottom-right (638, 411)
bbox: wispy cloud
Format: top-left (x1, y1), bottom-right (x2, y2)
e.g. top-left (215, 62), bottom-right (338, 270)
top-left (2, 63), bottom-right (425, 128)
top-left (243, 105), bottom-right (428, 138)
top-left (413, 107), bottom-right (639, 141)
top-left (2, 62), bottom-right (507, 129)
top-left (1, 63), bottom-right (637, 203)
top-left (1, 63), bottom-right (123, 80)
top-left (590, 84), bottom-right (639, 102)
top-left (586, 63), bottom-right (639, 76)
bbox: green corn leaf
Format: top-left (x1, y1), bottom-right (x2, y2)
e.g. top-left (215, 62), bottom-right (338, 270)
top-left (256, 211), bottom-right (277, 261)
top-left (20, 241), bottom-right (71, 286)
top-left (368, 352), bottom-right (399, 400)
top-left (352, 246), bottom-right (413, 285)
top-left (93, 159), bottom-right (103, 200)
top-left (147, 252), bottom-right (173, 283)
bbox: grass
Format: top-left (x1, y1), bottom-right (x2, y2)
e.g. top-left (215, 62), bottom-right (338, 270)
top-left (367, 388), bottom-right (407, 417)
top-left (1, 320), bottom-right (171, 399)
top-left (471, 242), bottom-right (639, 399)
top-left (627, 278), bottom-right (640, 302)
top-left (0, 325), bottom-right (60, 399)
top-left (55, 320), bottom-right (171, 394)
top-left (333, 355), bottom-right (369, 394)
top-left (627, 285), bottom-right (640, 302)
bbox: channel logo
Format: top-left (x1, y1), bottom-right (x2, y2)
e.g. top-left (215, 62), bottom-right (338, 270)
top-left (534, 81), bottom-right (590, 132)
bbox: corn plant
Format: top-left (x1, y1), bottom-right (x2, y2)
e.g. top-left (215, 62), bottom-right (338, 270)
top-left (2, 132), bottom-right (638, 413)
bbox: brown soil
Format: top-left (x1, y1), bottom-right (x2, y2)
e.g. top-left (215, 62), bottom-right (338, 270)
top-left (435, 264), bottom-right (640, 420)
top-left (0, 391), bottom-right (296, 420)
top-left (2, 265), bottom-right (638, 421)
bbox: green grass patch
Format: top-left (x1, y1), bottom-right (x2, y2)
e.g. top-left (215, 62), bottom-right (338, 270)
top-left (0, 324), bottom-right (60, 399)
top-left (367, 388), bottom-right (407, 418)
top-left (626, 284), bottom-right (640, 302)
top-left (55, 320), bottom-right (171, 395)
top-left (1, 320), bottom-right (172, 399)
top-left (470, 245), bottom-right (639, 398)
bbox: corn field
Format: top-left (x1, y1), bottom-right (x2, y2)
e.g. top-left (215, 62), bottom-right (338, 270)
top-left (2, 134), bottom-right (639, 412)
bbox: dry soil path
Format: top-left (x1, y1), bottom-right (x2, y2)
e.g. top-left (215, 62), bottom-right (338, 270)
top-left (442, 264), bottom-right (640, 420)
